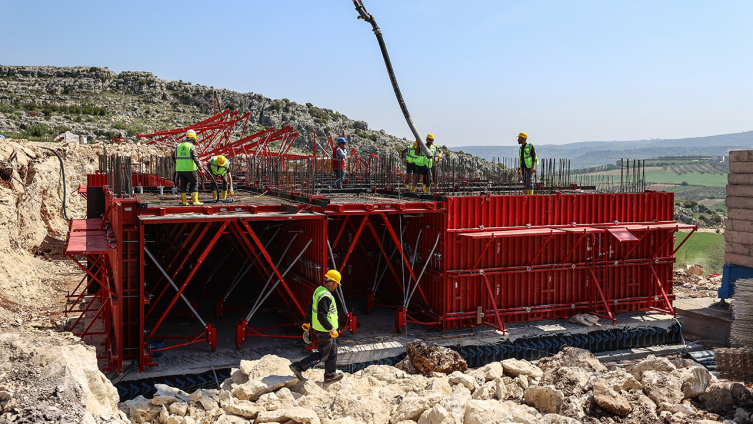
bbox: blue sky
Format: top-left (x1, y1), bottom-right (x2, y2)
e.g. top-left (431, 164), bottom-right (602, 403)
top-left (1, 1), bottom-right (751, 146)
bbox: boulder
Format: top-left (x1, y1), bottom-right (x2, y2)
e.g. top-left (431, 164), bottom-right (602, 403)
top-left (476, 362), bottom-right (504, 381)
top-left (255, 407), bottom-right (321, 424)
top-left (362, 365), bottom-right (409, 384)
top-left (427, 377), bottom-right (453, 395)
top-left (165, 416), bottom-right (183, 424)
top-left (658, 403), bottom-right (696, 416)
top-left (464, 399), bottom-right (513, 424)
top-left (214, 414), bottom-right (250, 424)
top-left (624, 391), bottom-right (659, 423)
top-left (448, 371), bottom-right (480, 391)
top-left (154, 384), bottom-right (189, 402)
top-left (670, 366), bottom-right (712, 399)
top-left (597, 368), bottom-right (642, 393)
top-left (169, 402), bottom-right (188, 417)
top-left (494, 377), bottom-right (508, 400)
top-left (698, 388), bottom-right (734, 414)
top-left (523, 385), bottom-right (564, 414)
top-left (407, 342), bottom-right (467, 376)
top-left (151, 395), bottom-right (178, 406)
top-left (198, 394), bottom-right (218, 411)
top-left (390, 392), bottom-right (443, 422)
top-left (159, 405), bottom-right (168, 423)
top-left (628, 355), bottom-right (676, 381)
top-left (537, 347), bottom-right (607, 373)
top-left (438, 385), bottom-right (472, 416)
top-left (539, 367), bottom-right (591, 397)
top-left (731, 382), bottom-right (753, 405)
top-left (501, 358), bottom-right (543, 379)
top-left (231, 355), bottom-right (298, 401)
top-left (735, 407), bottom-right (750, 423)
top-left (130, 400), bottom-right (161, 423)
top-left (503, 376), bottom-right (526, 401)
top-left (331, 390), bottom-right (390, 424)
top-left (396, 357), bottom-right (420, 375)
top-left (417, 404), bottom-right (462, 424)
top-left (641, 370), bottom-right (684, 407)
top-left (537, 413), bottom-right (581, 424)
top-left (591, 380), bottom-right (631, 416)
top-left (500, 400), bottom-right (540, 424)
top-left (219, 391), bottom-right (260, 419)
top-left (471, 381), bottom-right (496, 400)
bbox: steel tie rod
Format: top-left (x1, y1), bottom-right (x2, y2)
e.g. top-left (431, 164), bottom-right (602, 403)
top-left (223, 228), bottom-right (281, 300)
top-left (370, 226), bottom-right (387, 293)
top-left (372, 225), bottom-right (407, 294)
top-left (326, 239), bottom-right (349, 314)
top-left (402, 229), bottom-right (423, 306)
top-left (245, 239), bottom-right (313, 322)
top-left (405, 233), bottom-right (441, 308)
top-left (243, 234), bottom-right (300, 320)
top-left (144, 247), bottom-right (207, 328)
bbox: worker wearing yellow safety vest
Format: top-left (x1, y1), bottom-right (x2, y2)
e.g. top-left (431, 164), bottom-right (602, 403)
top-left (413, 133), bottom-right (440, 193)
top-left (517, 132), bottom-right (538, 195)
top-left (289, 270), bottom-right (344, 383)
top-left (207, 155), bottom-right (234, 201)
top-left (401, 142), bottom-right (419, 191)
top-left (173, 130), bottom-right (205, 206)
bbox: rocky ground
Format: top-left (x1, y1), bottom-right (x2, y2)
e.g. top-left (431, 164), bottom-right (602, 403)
top-left (673, 265), bottom-right (724, 299)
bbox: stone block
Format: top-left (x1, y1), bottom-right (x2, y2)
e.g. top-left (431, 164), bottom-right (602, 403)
top-left (726, 231), bottom-right (753, 245)
top-left (726, 185), bottom-right (753, 197)
top-left (729, 150), bottom-right (753, 163)
top-left (729, 173), bottom-right (753, 185)
top-left (730, 162), bottom-right (753, 174)
top-left (725, 252), bottom-right (753, 268)
top-left (727, 197), bottom-right (753, 210)
top-left (729, 209), bottom-right (753, 221)
top-left (725, 241), bottom-right (751, 256)
top-left (729, 219), bottom-right (753, 234)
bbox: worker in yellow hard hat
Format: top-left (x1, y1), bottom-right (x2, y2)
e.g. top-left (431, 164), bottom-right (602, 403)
top-left (207, 155), bottom-right (234, 201)
top-left (517, 132), bottom-right (538, 195)
top-left (173, 129), bottom-right (204, 206)
top-left (289, 269), bottom-right (344, 383)
top-left (413, 133), bottom-right (439, 193)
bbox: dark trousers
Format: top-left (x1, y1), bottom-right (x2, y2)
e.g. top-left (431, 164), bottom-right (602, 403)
top-left (212, 172), bottom-right (231, 191)
top-left (416, 165), bottom-right (430, 185)
top-left (177, 171), bottom-right (198, 194)
top-left (522, 167), bottom-right (532, 191)
top-left (333, 169), bottom-right (345, 189)
top-left (296, 330), bottom-right (337, 378)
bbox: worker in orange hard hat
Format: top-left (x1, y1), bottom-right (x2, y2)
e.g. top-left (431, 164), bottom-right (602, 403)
top-left (289, 269), bottom-right (344, 383)
top-left (517, 132), bottom-right (538, 195)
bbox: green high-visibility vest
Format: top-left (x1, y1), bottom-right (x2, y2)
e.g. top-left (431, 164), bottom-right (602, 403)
top-left (175, 142), bottom-right (197, 172)
top-left (210, 157), bottom-right (228, 176)
top-left (519, 143), bottom-right (538, 169)
top-left (405, 146), bottom-right (418, 164)
top-left (426, 144), bottom-right (439, 169)
top-left (311, 286), bottom-right (338, 332)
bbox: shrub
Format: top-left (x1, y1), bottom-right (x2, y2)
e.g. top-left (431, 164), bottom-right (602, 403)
top-left (267, 101), bottom-right (282, 112)
top-left (112, 121), bottom-right (127, 130)
top-left (308, 106), bottom-right (329, 122)
top-left (680, 181), bottom-right (689, 186)
top-left (26, 123), bottom-right (50, 137)
top-left (126, 124), bottom-right (147, 137)
top-left (0, 103), bottom-right (15, 114)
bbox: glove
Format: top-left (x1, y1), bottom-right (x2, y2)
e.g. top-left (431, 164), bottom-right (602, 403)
top-left (302, 323), bottom-right (310, 331)
top-left (229, 191), bottom-right (234, 197)
top-left (200, 169), bottom-right (206, 177)
top-left (531, 168), bottom-right (536, 174)
top-left (517, 169), bottom-right (521, 175)
top-left (329, 329), bottom-right (339, 338)
top-left (403, 158), bottom-right (408, 164)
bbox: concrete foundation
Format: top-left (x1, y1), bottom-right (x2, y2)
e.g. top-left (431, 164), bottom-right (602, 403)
top-left (674, 298), bottom-right (731, 347)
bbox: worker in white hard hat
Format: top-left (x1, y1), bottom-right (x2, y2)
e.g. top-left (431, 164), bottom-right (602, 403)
top-left (289, 269), bottom-right (344, 383)
top-left (173, 129), bottom-right (204, 206)
top-left (207, 155), bottom-right (234, 201)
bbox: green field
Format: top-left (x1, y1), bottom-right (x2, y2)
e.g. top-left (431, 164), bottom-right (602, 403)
top-left (644, 170), bottom-right (728, 186)
top-left (664, 185), bottom-right (702, 193)
top-left (674, 232), bottom-right (724, 274)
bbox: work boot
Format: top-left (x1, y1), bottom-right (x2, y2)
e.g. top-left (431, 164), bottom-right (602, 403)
top-left (324, 372), bottom-right (344, 383)
top-left (180, 193), bottom-right (189, 206)
top-left (410, 185), bottom-right (416, 193)
top-left (191, 192), bottom-right (204, 206)
top-left (211, 190), bottom-right (218, 201)
top-left (404, 184), bottom-right (410, 190)
top-left (289, 363), bottom-right (305, 381)
top-left (221, 190), bottom-right (228, 200)
top-left (422, 185), bottom-right (430, 193)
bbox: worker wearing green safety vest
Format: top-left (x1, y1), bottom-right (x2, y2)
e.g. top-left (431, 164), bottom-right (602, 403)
top-left (401, 142), bottom-right (419, 191)
top-left (207, 155), bottom-right (234, 201)
top-left (172, 130), bottom-right (204, 206)
top-left (414, 134), bottom-right (438, 193)
top-left (289, 270), bottom-right (344, 383)
top-left (517, 132), bottom-right (538, 195)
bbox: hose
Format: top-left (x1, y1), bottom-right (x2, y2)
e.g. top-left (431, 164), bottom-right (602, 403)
top-left (38, 146), bottom-right (69, 221)
top-left (352, 0), bottom-right (433, 159)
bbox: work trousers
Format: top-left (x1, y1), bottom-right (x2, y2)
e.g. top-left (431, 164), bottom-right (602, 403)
top-left (177, 171), bottom-right (198, 194)
top-left (415, 165), bottom-right (430, 185)
top-left (522, 167), bottom-right (533, 191)
top-left (212, 172), bottom-right (231, 191)
top-left (295, 330), bottom-right (338, 378)
top-left (333, 169), bottom-right (345, 189)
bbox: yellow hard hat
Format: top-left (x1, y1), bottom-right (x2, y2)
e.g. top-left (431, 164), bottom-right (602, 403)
top-left (325, 269), bottom-right (342, 285)
top-left (426, 133), bottom-right (434, 140)
top-left (413, 141), bottom-right (418, 149)
top-left (518, 132), bottom-right (528, 139)
top-left (216, 155), bottom-right (227, 167)
top-left (186, 130), bottom-right (197, 141)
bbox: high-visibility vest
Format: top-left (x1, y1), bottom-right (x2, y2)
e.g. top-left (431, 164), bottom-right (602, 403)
top-left (426, 144), bottom-right (439, 169)
top-left (175, 142), bottom-right (197, 172)
top-left (209, 157), bottom-right (228, 176)
top-left (311, 286), bottom-right (338, 332)
top-left (332, 147), bottom-right (347, 170)
top-left (519, 143), bottom-right (538, 169)
top-left (405, 146), bottom-right (418, 164)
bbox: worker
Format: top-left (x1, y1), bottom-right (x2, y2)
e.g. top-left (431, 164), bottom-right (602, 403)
top-left (400, 141), bottom-right (418, 191)
top-left (413, 134), bottom-right (438, 193)
top-left (424, 133), bottom-right (441, 191)
top-left (173, 129), bottom-right (204, 206)
top-left (207, 155), bottom-right (234, 201)
top-left (332, 137), bottom-right (347, 189)
top-left (289, 270), bottom-right (344, 383)
top-left (517, 132), bottom-right (537, 195)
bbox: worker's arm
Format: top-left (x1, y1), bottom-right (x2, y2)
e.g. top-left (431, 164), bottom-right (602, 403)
top-left (190, 146), bottom-right (202, 169)
top-left (303, 301), bottom-right (313, 325)
top-left (317, 296), bottom-right (334, 331)
top-left (228, 172), bottom-right (233, 193)
top-left (530, 145), bottom-right (537, 167)
top-left (172, 150), bottom-right (177, 164)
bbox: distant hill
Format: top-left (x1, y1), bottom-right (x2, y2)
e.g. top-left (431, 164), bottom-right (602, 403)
top-left (456, 132), bottom-right (753, 168)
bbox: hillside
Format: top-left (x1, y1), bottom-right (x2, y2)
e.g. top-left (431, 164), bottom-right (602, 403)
top-left (0, 65), bottom-right (482, 165)
top-left (458, 131), bottom-right (753, 168)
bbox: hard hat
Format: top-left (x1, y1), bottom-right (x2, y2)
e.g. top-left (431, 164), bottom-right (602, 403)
top-left (337, 137), bottom-right (347, 144)
top-left (518, 132), bottom-right (528, 140)
top-left (186, 130), bottom-right (197, 141)
top-left (426, 133), bottom-right (434, 140)
top-left (324, 269), bottom-right (342, 284)
top-left (302, 328), bottom-right (312, 345)
top-left (216, 155), bottom-right (227, 167)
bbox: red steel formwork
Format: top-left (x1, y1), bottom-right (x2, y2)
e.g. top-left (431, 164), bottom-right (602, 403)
top-left (66, 176), bottom-right (693, 373)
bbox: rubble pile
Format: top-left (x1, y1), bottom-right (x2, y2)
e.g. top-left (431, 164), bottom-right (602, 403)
top-left (673, 265), bottom-right (722, 299)
top-left (121, 347), bottom-right (744, 424)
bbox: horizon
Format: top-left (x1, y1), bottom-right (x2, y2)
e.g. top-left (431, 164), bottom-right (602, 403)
top-left (1, 1), bottom-right (751, 147)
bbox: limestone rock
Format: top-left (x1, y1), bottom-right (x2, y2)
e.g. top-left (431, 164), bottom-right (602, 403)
top-left (198, 394), bottom-right (218, 411)
top-left (407, 342), bottom-right (467, 376)
top-left (256, 406), bottom-right (321, 424)
top-left (471, 381), bottom-right (496, 400)
top-left (476, 362), bottom-right (504, 381)
top-left (427, 377), bottom-right (453, 395)
top-left (698, 388), bottom-right (734, 414)
top-left (438, 385), bottom-right (472, 417)
top-left (658, 403), bottom-right (696, 416)
top-left (523, 385), bottom-right (564, 414)
top-left (731, 382), bottom-right (753, 405)
top-left (154, 384), bottom-right (190, 402)
top-left (159, 405), bottom-right (168, 424)
top-left (536, 414), bottom-right (581, 424)
top-left (169, 402), bottom-right (188, 416)
top-left (494, 377), bottom-right (508, 400)
top-left (391, 392), bottom-right (443, 422)
top-left (219, 391), bottom-right (260, 419)
top-left (362, 364), bottom-right (409, 384)
top-left (537, 347), bottom-right (607, 373)
top-left (417, 404), bottom-right (462, 424)
top-left (591, 380), bottom-right (631, 416)
top-left (165, 416), bottom-right (183, 424)
top-left (628, 355), bottom-right (676, 381)
top-left (501, 358), bottom-right (543, 379)
top-left (214, 414), bottom-right (250, 424)
top-left (624, 390), bottom-right (658, 423)
top-left (396, 357), bottom-right (420, 375)
top-left (232, 355), bottom-right (298, 401)
top-left (597, 368), bottom-right (642, 393)
top-left (641, 370), bottom-right (684, 407)
top-left (540, 367), bottom-right (591, 397)
top-left (151, 395), bottom-right (178, 406)
top-left (448, 371), bottom-right (480, 391)
top-left (670, 366), bottom-right (711, 399)
top-left (130, 400), bottom-right (161, 423)
top-left (331, 390), bottom-right (389, 424)
top-left (464, 399), bottom-right (512, 424)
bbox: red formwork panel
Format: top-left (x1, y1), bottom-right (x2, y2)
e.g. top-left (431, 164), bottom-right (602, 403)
top-left (277, 218), bottom-right (327, 314)
top-left (87, 173), bottom-right (108, 187)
